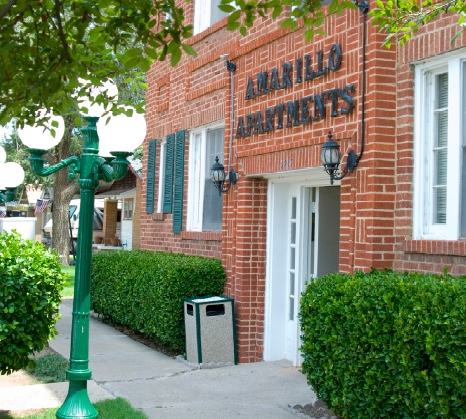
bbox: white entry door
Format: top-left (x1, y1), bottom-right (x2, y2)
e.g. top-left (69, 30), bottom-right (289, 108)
top-left (265, 180), bottom-right (340, 366)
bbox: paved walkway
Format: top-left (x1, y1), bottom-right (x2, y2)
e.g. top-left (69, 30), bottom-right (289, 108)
top-left (0, 299), bottom-right (316, 418)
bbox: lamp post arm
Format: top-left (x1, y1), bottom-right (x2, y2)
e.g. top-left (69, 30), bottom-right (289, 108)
top-left (93, 152), bottom-right (132, 182)
top-left (93, 156), bottom-right (115, 183)
top-left (28, 149), bottom-right (80, 178)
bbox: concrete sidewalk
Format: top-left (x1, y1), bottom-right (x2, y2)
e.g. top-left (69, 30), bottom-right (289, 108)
top-left (2, 299), bottom-right (316, 418)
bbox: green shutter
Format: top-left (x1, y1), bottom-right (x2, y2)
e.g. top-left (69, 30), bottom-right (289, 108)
top-left (173, 130), bottom-right (186, 234)
top-left (145, 140), bottom-right (157, 214)
top-left (163, 133), bottom-right (175, 213)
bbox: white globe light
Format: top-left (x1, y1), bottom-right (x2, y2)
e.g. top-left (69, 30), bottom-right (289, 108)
top-left (97, 139), bottom-right (114, 158)
top-left (0, 145), bottom-right (5, 165)
top-left (2, 162), bottom-right (25, 188)
top-left (18, 110), bottom-right (65, 150)
top-left (78, 79), bottom-right (119, 118)
top-left (97, 108), bottom-right (146, 153)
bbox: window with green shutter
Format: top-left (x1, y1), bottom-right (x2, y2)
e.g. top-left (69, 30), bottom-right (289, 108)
top-left (162, 133), bottom-right (175, 213)
top-left (187, 124), bottom-right (224, 232)
top-left (173, 130), bottom-right (186, 234)
top-left (145, 140), bottom-right (157, 214)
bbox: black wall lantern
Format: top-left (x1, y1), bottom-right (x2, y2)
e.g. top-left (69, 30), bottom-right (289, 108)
top-left (321, 131), bottom-right (359, 185)
top-left (211, 156), bottom-right (238, 196)
top-left (321, 0), bottom-right (368, 185)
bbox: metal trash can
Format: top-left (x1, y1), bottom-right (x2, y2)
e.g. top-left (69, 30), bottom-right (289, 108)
top-left (184, 296), bottom-right (237, 365)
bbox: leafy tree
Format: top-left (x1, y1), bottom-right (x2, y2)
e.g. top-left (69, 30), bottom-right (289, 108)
top-left (0, 0), bottom-right (196, 127)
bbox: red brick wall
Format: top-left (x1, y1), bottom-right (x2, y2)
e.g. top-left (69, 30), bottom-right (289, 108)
top-left (142, 5), bottom-right (466, 362)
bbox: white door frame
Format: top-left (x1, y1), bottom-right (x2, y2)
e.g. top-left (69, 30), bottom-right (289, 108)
top-left (263, 168), bottom-right (340, 365)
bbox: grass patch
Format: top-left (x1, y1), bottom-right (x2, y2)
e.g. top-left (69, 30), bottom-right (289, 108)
top-left (60, 265), bottom-right (75, 297)
top-left (25, 354), bottom-right (68, 384)
top-left (0, 398), bottom-right (148, 419)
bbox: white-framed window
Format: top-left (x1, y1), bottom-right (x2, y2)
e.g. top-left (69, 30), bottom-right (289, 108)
top-left (187, 124), bottom-right (224, 231)
top-left (157, 139), bottom-right (167, 213)
top-left (123, 198), bottom-right (134, 220)
top-left (194, 0), bottom-right (228, 34)
top-left (413, 50), bottom-right (466, 239)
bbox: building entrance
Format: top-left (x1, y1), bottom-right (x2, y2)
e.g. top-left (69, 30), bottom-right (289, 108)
top-left (264, 178), bottom-right (340, 366)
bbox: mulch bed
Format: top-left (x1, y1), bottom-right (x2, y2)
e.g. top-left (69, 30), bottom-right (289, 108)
top-left (297, 403), bottom-right (341, 418)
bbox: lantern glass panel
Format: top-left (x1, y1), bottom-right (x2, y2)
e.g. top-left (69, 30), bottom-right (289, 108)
top-left (321, 147), bottom-right (341, 166)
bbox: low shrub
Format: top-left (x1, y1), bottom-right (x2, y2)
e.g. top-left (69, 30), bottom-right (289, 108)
top-left (0, 230), bottom-right (64, 375)
top-left (299, 269), bottom-right (466, 419)
top-left (91, 250), bottom-right (226, 351)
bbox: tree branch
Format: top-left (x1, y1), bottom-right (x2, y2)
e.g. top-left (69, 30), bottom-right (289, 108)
top-left (0, 0), bottom-right (17, 20)
top-left (12, 5), bottom-right (30, 25)
top-left (54, 0), bottom-right (70, 61)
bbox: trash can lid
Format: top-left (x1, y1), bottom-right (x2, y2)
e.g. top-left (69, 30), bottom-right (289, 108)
top-left (190, 296), bottom-right (228, 303)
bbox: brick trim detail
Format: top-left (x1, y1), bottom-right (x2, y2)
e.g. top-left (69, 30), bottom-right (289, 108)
top-left (155, 75), bottom-right (170, 113)
top-left (186, 79), bottom-right (227, 101)
top-left (239, 140), bottom-right (352, 176)
top-left (180, 231), bottom-right (222, 241)
top-left (402, 240), bottom-right (466, 257)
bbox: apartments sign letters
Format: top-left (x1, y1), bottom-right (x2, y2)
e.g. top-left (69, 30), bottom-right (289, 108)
top-left (236, 44), bottom-right (355, 138)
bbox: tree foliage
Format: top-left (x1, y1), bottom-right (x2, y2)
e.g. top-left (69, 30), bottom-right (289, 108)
top-left (372, 0), bottom-right (466, 48)
top-left (0, 0), bottom-right (196, 127)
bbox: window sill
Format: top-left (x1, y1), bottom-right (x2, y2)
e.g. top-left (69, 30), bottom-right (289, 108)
top-left (402, 240), bottom-right (466, 257)
top-left (181, 231), bottom-right (222, 241)
top-left (187, 16), bottom-right (229, 45)
top-left (152, 213), bottom-right (164, 221)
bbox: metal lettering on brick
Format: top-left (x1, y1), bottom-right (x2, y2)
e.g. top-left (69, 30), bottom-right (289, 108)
top-left (237, 44), bottom-right (355, 138)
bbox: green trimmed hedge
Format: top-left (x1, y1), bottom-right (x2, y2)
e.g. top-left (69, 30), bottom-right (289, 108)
top-left (0, 230), bottom-right (64, 375)
top-left (90, 250), bottom-right (226, 351)
top-left (300, 269), bottom-right (466, 418)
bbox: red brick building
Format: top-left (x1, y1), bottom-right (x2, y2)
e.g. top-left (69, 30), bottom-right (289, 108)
top-left (140, 3), bottom-right (466, 364)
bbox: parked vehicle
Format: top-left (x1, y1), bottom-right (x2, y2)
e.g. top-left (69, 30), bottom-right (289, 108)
top-left (43, 199), bottom-right (104, 243)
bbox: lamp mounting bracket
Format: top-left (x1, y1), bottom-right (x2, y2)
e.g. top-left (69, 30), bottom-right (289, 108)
top-left (353, 0), bottom-right (369, 13)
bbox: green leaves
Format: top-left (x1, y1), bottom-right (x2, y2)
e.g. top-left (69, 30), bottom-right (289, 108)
top-left (0, 0), bottom-right (195, 126)
top-left (299, 269), bottom-right (466, 418)
top-left (90, 250), bottom-right (226, 351)
top-left (0, 231), bottom-right (64, 375)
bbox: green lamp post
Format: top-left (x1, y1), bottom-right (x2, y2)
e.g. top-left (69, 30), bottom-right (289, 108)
top-left (0, 146), bottom-right (25, 204)
top-left (17, 82), bottom-right (146, 419)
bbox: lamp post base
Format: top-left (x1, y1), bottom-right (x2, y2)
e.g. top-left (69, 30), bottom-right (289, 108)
top-left (56, 381), bottom-right (98, 419)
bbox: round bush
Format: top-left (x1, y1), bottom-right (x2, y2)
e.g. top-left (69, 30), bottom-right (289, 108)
top-left (0, 230), bottom-right (64, 375)
top-left (299, 269), bottom-right (466, 418)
